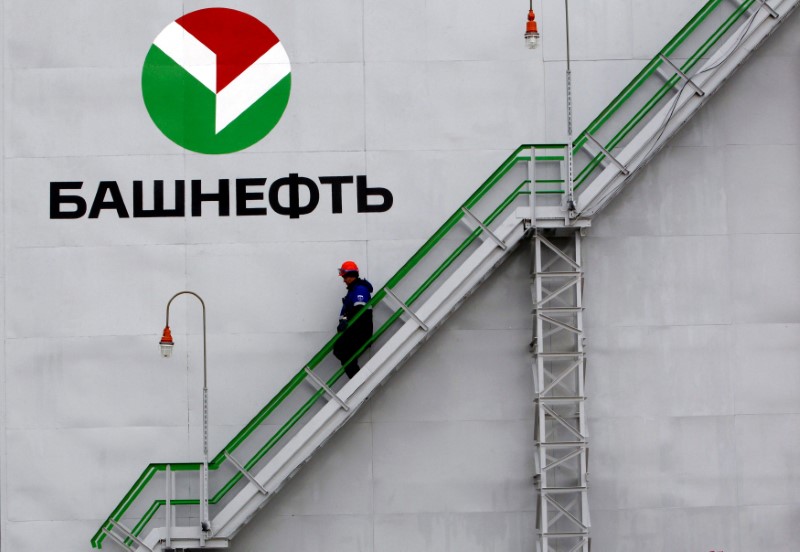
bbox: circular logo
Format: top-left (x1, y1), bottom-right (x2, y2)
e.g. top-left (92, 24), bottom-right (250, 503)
top-left (142, 8), bottom-right (292, 154)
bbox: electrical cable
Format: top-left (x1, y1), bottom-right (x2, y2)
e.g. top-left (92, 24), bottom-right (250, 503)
top-left (641, 2), bottom-right (764, 160)
top-left (584, 2), bottom-right (769, 214)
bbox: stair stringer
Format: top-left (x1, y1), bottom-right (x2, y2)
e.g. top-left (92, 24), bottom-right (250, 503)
top-left (133, 207), bottom-right (530, 552)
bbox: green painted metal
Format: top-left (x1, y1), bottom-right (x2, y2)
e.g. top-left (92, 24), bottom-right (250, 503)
top-left (90, 161), bottom-right (532, 549)
top-left (92, 0), bottom-right (762, 546)
top-left (574, 0), bottom-right (726, 152)
top-left (574, 0), bottom-right (754, 188)
top-left (126, 502), bottom-right (163, 547)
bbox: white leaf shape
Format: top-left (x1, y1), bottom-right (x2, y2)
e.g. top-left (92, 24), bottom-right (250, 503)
top-left (215, 43), bottom-right (291, 133)
top-left (153, 22), bottom-right (217, 92)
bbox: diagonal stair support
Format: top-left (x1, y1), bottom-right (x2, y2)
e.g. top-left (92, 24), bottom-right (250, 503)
top-left (302, 366), bottom-right (351, 412)
top-left (383, 288), bottom-right (430, 332)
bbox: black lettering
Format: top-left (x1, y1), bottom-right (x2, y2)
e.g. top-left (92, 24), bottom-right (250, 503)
top-left (51, 174), bottom-right (389, 220)
top-left (319, 176), bottom-right (353, 214)
top-left (133, 180), bottom-right (185, 217)
top-left (50, 182), bottom-right (87, 219)
top-left (88, 181), bottom-right (130, 218)
top-left (356, 175), bottom-right (393, 213)
top-left (236, 178), bottom-right (268, 216)
top-left (191, 179), bottom-right (230, 216)
top-left (269, 174), bottom-right (319, 219)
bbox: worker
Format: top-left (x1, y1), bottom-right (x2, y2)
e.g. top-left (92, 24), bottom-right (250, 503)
top-left (334, 260), bottom-right (374, 378)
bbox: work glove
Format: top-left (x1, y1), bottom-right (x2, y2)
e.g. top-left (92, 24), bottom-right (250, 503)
top-left (337, 319), bottom-right (348, 333)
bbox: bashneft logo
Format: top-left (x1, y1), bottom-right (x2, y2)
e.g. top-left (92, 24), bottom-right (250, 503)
top-left (142, 8), bottom-right (291, 154)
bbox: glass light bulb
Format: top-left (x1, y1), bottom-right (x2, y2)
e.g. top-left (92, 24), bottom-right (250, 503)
top-left (525, 31), bottom-right (540, 49)
top-left (160, 342), bottom-right (174, 358)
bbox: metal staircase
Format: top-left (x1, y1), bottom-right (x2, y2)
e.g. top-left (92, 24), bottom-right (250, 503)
top-left (91, 0), bottom-right (798, 550)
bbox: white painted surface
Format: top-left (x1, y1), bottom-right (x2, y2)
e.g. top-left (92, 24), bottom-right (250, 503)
top-left (365, 60), bottom-right (544, 151)
top-left (1, 1), bottom-right (799, 552)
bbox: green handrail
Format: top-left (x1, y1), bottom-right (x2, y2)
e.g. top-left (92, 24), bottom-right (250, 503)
top-left (99, 172), bottom-right (542, 546)
top-left (92, 0), bottom-right (762, 546)
top-left (573, 0), bottom-right (757, 188)
top-left (91, 144), bottom-right (539, 549)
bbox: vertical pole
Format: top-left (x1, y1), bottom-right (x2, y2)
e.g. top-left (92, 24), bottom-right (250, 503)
top-left (203, 388), bottom-right (209, 533)
top-left (533, 234), bottom-right (548, 551)
top-left (201, 302), bottom-right (210, 536)
top-left (164, 291), bottom-right (211, 537)
top-left (575, 234), bottom-right (591, 534)
top-left (199, 468), bottom-right (206, 547)
top-left (165, 465), bottom-right (172, 549)
top-left (529, 146), bottom-right (537, 224)
top-left (565, 0), bottom-right (576, 215)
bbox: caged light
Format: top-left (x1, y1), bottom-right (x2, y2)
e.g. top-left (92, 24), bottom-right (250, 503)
top-left (525, 5), bottom-right (540, 49)
top-left (159, 326), bottom-right (174, 358)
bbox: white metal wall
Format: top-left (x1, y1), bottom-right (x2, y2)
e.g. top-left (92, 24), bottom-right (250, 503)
top-left (1, 1), bottom-right (798, 551)
top-left (581, 14), bottom-right (800, 548)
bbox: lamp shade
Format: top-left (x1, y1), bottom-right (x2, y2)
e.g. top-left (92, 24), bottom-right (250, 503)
top-left (525, 9), bottom-right (540, 49)
top-left (159, 326), bottom-right (174, 358)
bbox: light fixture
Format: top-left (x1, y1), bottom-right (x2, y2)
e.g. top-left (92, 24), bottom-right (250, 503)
top-left (159, 326), bottom-right (174, 357)
top-left (160, 291), bottom-right (211, 534)
top-left (525, 4), bottom-right (540, 49)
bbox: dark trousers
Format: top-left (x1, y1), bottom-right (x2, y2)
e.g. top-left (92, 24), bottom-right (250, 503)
top-left (333, 316), bottom-right (373, 378)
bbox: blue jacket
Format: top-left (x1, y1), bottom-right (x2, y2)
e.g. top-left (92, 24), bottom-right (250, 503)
top-left (339, 278), bottom-right (373, 321)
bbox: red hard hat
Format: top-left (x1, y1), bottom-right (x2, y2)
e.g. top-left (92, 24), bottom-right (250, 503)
top-left (338, 260), bottom-right (359, 276)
